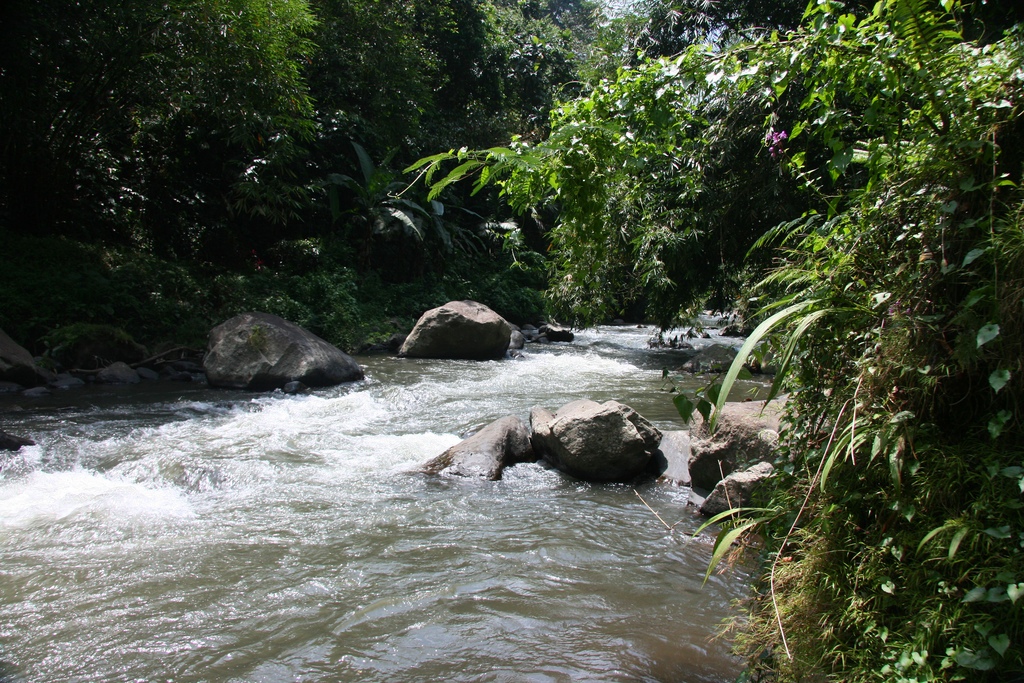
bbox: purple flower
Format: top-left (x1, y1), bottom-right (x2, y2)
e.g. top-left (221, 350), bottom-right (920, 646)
top-left (766, 130), bottom-right (788, 159)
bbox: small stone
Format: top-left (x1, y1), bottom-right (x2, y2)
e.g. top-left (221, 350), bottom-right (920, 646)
top-left (283, 381), bottom-right (309, 394)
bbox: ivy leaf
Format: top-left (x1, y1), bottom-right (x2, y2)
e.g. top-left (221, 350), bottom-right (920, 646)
top-left (956, 649), bottom-right (995, 670)
top-left (983, 525), bottom-right (1011, 539)
top-left (977, 323), bottom-right (1000, 348)
top-left (962, 586), bottom-right (986, 603)
top-left (989, 634), bottom-right (1010, 658)
top-left (989, 369), bottom-right (1011, 393)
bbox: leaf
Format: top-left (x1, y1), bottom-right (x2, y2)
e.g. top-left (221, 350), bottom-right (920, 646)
top-left (963, 248), bottom-right (986, 266)
top-left (983, 525), bottom-right (1011, 539)
top-left (956, 648), bottom-right (995, 670)
top-left (696, 398), bottom-right (712, 423)
top-left (977, 323), bottom-right (1000, 348)
top-left (916, 524), bottom-right (947, 554)
top-left (962, 586), bottom-right (986, 603)
top-left (989, 634), bottom-right (1010, 658)
top-left (403, 150), bottom-right (454, 174)
top-left (351, 141), bottom-right (376, 186)
top-left (702, 520), bottom-right (758, 584)
top-left (988, 410), bottom-right (1011, 439)
top-left (1007, 583), bottom-right (1024, 604)
top-left (673, 394), bottom-right (695, 423)
top-left (989, 369), bottom-right (1011, 393)
top-left (710, 299), bottom-right (824, 432)
top-left (949, 527), bottom-right (969, 560)
top-left (986, 586), bottom-right (1010, 602)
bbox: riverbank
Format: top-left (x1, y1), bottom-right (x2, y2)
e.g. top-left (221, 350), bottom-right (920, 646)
top-left (0, 228), bottom-right (547, 361)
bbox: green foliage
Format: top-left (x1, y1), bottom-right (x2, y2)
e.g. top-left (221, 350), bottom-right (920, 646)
top-left (0, 0), bottom-right (317, 248)
top-left (412, 44), bottom-right (806, 325)
top-left (699, 3), bottom-right (1024, 681)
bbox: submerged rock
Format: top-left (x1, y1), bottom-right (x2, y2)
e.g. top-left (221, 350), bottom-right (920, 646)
top-left (0, 430), bottom-right (35, 451)
top-left (204, 312), bottom-right (364, 391)
top-left (680, 344), bottom-right (737, 374)
top-left (400, 301), bottom-right (512, 360)
top-left (531, 399), bottom-right (661, 482)
top-left (422, 415), bottom-right (535, 480)
top-left (50, 373), bottom-right (86, 389)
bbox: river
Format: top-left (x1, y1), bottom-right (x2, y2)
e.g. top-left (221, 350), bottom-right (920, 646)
top-left (0, 325), bottom-right (757, 683)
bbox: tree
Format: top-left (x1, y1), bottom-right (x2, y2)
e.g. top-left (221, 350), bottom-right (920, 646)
top-left (0, 0), bottom-right (317, 255)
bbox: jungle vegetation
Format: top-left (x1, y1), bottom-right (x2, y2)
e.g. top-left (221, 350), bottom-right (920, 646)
top-left (3, 0), bottom-right (1023, 679)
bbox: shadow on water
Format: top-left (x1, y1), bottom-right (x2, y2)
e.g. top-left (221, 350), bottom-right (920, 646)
top-left (0, 661), bottom-right (22, 683)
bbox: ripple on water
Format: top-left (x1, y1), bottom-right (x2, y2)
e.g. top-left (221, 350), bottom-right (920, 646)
top-left (0, 330), bottom-right (753, 683)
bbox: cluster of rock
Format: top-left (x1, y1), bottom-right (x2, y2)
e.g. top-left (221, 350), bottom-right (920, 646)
top-left (1, 324), bottom-right (212, 397)
top-left (5, 300), bottom-right (779, 517)
top-left (396, 300), bottom-right (574, 359)
top-left (421, 398), bottom-right (679, 484)
top-left (688, 401), bottom-right (783, 516)
top-left (420, 397), bottom-right (782, 518)
top-left (2, 301), bottom-right (565, 400)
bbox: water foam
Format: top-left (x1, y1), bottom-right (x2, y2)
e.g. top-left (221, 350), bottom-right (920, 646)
top-left (0, 469), bottom-right (193, 529)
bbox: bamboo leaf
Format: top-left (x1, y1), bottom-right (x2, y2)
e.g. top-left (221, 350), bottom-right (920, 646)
top-left (949, 527), bottom-right (970, 560)
top-left (710, 299), bottom-right (822, 432)
top-left (702, 520), bottom-right (758, 584)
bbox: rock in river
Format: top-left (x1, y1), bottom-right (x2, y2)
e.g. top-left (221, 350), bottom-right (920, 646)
top-left (204, 312), bottom-right (364, 391)
top-left (422, 415), bottom-right (536, 480)
top-left (400, 301), bottom-right (511, 360)
top-left (0, 327), bottom-right (52, 387)
top-left (531, 400), bottom-right (662, 482)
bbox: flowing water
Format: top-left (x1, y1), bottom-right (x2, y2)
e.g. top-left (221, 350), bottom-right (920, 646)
top-left (0, 326), bottom-right (759, 683)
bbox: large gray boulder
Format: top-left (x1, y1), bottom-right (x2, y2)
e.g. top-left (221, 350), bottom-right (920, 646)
top-left (689, 400), bottom-right (783, 490)
top-left (204, 312), bottom-right (364, 390)
top-left (699, 462), bottom-right (774, 517)
top-left (400, 301), bottom-right (511, 360)
top-left (421, 415), bottom-right (536, 480)
top-left (0, 328), bottom-right (51, 387)
top-left (531, 400), bottom-right (662, 482)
